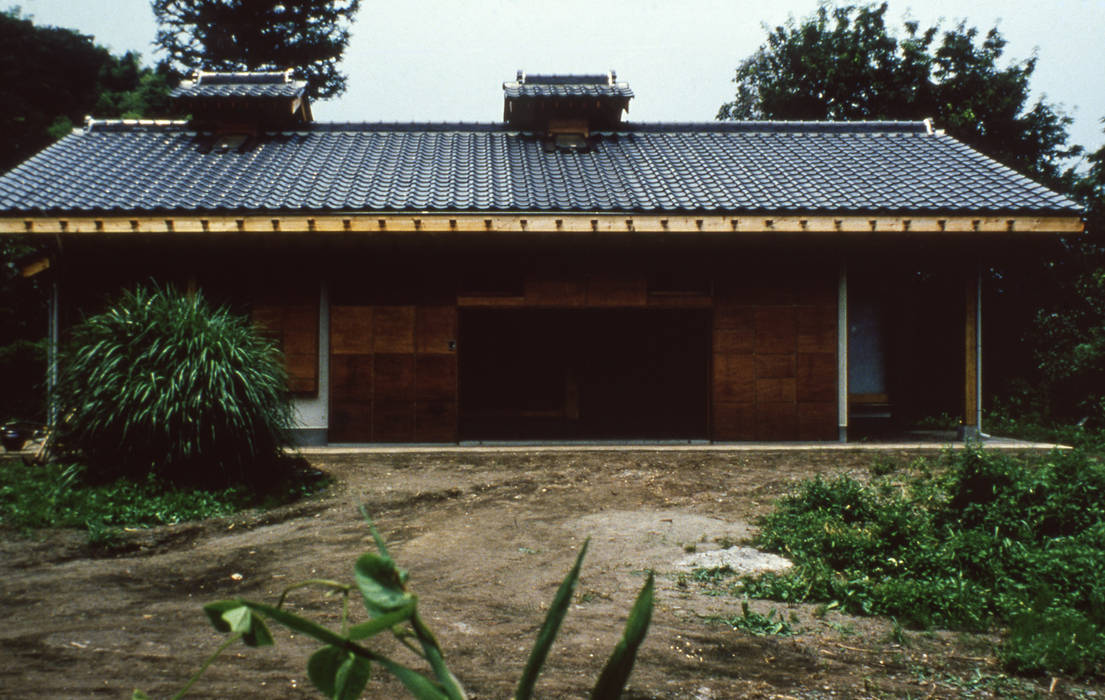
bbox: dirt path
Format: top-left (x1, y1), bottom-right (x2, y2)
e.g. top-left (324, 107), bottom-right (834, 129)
top-left (0, 449), bottom-right (1095, 698)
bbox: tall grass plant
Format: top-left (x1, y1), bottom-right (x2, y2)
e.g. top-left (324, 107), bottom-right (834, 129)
top-left (52, 285), bottom-right (294, 486)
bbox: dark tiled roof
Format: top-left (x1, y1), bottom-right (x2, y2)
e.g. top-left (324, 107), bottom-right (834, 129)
top-left (170, 71), bottom-right (306, 99)
top-left (504, 73), bottom-right (634, 99)
top-left (0, 120), bottom-right (1080, 215)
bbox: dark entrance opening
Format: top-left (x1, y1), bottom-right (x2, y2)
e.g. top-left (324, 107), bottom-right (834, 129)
top-left (459, 309), bottom-right (710, 440)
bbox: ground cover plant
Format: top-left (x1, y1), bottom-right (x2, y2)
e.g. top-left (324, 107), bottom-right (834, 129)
top-left (730, 447), bottom-right (1105, 677)
top-left (0, 455), bottom-right (327, 544)
top-left (136, 510), bottom-right (654, 700)
top-left (51, 284), bottom-right (295, 486)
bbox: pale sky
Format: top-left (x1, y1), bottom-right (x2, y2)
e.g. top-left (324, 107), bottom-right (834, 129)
top-left (13, 0), bottom-right (1105, 154)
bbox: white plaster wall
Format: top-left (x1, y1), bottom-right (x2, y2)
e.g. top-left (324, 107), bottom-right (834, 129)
top-left (292, 281), bottom-right (329, 431)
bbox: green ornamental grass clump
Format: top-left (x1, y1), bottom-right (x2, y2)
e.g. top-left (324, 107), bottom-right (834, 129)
top-left (53, 285), bottom-right (294, 486)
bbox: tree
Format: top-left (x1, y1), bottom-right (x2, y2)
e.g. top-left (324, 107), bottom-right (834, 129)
top-left (1028, 123), bottom-right (1105, 424)
top-left (0, 9), bottom-right (172, 424)
top-left (717, 2), bottom-right (1079, 183)
top-left (0, 9), bottom-right (172, 173)
top-left (151, 0), bottom-right (361, 101)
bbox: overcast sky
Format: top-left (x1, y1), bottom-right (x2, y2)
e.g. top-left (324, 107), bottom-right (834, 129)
top-left (14, 0), bottom-right (1105, 154)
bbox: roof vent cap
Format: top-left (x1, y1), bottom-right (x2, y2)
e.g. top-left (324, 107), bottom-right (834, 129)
top-left (170, 69), bottom-right (312, 131)
top-left (503, 70), bottom-right (632, 133)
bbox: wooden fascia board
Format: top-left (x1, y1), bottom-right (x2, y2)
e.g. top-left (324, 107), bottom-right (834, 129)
top-left (0, 212), bottom-right (1085, 236)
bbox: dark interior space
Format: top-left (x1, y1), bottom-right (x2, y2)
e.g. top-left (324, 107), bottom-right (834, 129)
top-left (459, 309), bottom-right (710, 440)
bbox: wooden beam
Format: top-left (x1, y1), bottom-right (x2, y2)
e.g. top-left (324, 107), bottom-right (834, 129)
top-left (0, 213), bottom-right (1085, 236)
top-left (19, 255), bottom-right (50, 277)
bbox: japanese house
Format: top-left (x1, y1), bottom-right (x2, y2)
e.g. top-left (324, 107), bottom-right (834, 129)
top-left (0, 70), bottom-right (1083, 444)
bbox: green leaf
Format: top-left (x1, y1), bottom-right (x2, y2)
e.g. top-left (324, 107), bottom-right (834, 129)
top-left (355, 552), bottom-right (412, 615)
top-left (376, 657), bottom-right (451, 700)
top-left (308, 645), bottom-right (371, 700)
top-left (348, 602), bottom-right (415, 640)
top-left (203, 600), bottom-right (242, 633)
top-left (221, 605), bottom-right (252, 634)
top-left (205, 602), bottom-right (274, 647)
top-left (241, 601), bottom-right (349, 648)
top-left (515, 540), bottom-right (589, 700)
top-left (131, 691), bottom-right (150, 700)
top-left (590, 572), bottom-right (654, 700)
top-left (360, 506), bottom-right (392, 558)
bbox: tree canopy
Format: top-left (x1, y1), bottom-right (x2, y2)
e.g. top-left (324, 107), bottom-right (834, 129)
top-left (717, 2), bottom-right (1078, 182)
top-left (0, 8), bottom-right (172, 173)
top-left (151, 0), bottom-right (361, 101)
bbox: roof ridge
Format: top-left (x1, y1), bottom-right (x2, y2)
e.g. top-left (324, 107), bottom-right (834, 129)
top-left (83, 118), bottom-right (190, 132)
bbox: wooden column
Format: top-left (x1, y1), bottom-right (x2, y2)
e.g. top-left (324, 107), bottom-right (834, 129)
top-left (837, 260), bottom-right (848, 442)
top-left (47, 270), bottom-right (59, 429)
top-left (962, 267), bottom-right (982, 438)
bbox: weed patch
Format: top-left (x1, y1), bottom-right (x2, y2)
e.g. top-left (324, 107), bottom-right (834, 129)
top-left (739, 448), bottom-right (1105, 677)
top-left (0, 456), bottom-right (327, 541)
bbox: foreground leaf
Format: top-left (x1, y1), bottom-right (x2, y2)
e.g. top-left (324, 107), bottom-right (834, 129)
top-left (376, 656), bottom-right (451, 700)
top-left (591, 572), bottom-right (654, 699)
top-left (355, 552), bottom-right (412, 615)
top-left (515, 540), bottom-right (590, 700)
top-left (202, 600), bottom-right (272, 647)
top-left (308, 645), bottom-right (371, 700)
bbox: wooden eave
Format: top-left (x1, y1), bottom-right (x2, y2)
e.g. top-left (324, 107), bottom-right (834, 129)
top-left (0, 212), bottom-right (1084, 236)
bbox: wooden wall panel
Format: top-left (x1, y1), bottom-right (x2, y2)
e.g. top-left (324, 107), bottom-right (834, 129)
top-left (252, 299), bottom-right (318, 396)
top-left (712, 353), bottom-right (755, 403)
top-left (329, 401), bottom-right (371, 443)
top-left (754, 308), bottom-right (796, 354)
top-left (712, 402), bottom-right (755, 441)
top-left (797, 353), bottom-right (836, 403)
top-left (417, 306), bottom-right (456, 354)
top-left (374, 354), bottom-right (415, 402)
top-left (586, 275), bottom-right (647, 306)
top-left (416, 355), bottom-right (457, 402)
top-left (713, 267), bottom-right (837, 441)
top-left (798, 402), bottom-right (837, 440)
top-left (756, 402), bottom-right (797, 441)
top-left (416, 401), bottom-right (457, 442)
top-left (756, 378), bottom-right (796, 403)
top-left (374, 306), bottom-right (416, 354)
top-left (373, 401), bottom-right (415, 442)
top-left (755, 354), bottom-right (795, 379)
top-left (331, 355), bottom-right (373, 401)
top-left (331, 306), bottom-right (373, 354)
top-left (797, 306), bottom-right (835, 353)
top-left (525, 278), bottom-right (587, 306)
top-left (714, 327), bottom-right (754, 354)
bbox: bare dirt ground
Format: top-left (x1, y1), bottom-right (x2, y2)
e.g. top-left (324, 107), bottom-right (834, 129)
top-left (1, 448), bottom-right (1101, 699)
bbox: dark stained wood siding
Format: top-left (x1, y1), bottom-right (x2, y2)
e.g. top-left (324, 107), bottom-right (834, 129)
top-left (712, 265), bottom-right (837, 440)
top-left (327, 257), bottom-right (835, 443)
top-left (252, 291), bottom-right (319, 396)
top-left (330, 304), bottom-right (457, 442)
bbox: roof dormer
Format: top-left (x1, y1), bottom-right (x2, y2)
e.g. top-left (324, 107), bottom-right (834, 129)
top-left (170, 70), bottom-right (312, 132)
top-left (503, 71), bottom-right (633, 138)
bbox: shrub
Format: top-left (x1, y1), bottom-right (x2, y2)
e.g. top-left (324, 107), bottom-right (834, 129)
top-left (53, 285), bottom-right (294, 486)
top-left (739, 448), bottom-right (1105, 677)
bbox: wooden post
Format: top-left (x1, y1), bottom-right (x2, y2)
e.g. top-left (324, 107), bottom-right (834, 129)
top-left (47, 272), bottom-right (59, 429)
top-left (962, 267), bottom-right (982, 439)
top-left (837, 260), bottom-right (848, 442)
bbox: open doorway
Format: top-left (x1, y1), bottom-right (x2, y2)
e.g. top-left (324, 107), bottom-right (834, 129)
top-left (459, 309), bottom-right (710, 440)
